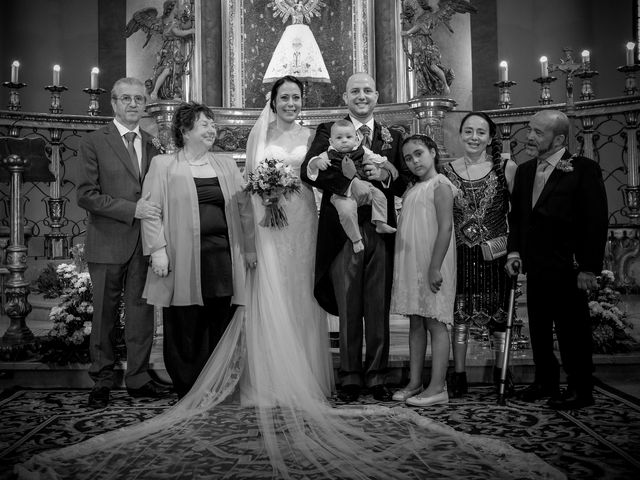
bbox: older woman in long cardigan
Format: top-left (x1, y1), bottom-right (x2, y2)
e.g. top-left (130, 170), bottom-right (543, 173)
top-left (141, 102), bottom-right (255, 398)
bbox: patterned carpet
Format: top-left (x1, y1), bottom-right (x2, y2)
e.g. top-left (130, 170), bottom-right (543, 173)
top-left (0, 385), bottom-right (639, 479)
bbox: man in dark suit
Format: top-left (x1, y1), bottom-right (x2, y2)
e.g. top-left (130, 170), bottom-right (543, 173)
top-left (301, 73), bottom-right (410, 402)
top-left (77, 77), bottom-right (170, 408)
top-left (506, 109), bottom-right (608, 410)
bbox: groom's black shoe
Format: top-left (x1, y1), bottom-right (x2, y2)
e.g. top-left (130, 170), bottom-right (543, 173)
top-left (127, 380), bottom-right (172, 399)
top-left (516, 383), bottom-right (560, 402)
top-left (338, 384), bottom-right (361, 403)
top-left (370, 385), bottom-right (393, 402)
top-left (547, 388), bottom-right (594, 410)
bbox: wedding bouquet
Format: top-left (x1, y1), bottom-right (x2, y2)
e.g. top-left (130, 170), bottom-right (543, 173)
top-left (245, 157), bottom-right (301, 229)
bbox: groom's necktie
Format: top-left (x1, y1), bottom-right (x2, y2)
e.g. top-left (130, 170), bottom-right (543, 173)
top-left (124, 131), bottom-right (141, 180)
top-left (359, 125), bottom-right (372, 149)
top-left (532, 159), bottom-right (550, 206)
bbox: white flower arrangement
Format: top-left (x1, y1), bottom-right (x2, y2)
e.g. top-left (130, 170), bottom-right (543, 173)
top-left (39, 245), bottom-right (125, 364)
top-left (589, 269), bottom-right (635, 353)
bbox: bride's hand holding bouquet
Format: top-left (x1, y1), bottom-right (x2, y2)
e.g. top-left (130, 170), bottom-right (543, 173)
top-left (245, 157), bottom-right (301, 229)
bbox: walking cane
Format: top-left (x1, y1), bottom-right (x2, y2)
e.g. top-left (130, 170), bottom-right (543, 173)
top-left (497, 260), bottom-right (520, 406)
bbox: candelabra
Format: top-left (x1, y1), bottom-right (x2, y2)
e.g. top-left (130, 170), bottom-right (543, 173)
top-left (83, 87), bottom-right (107, 116)
top-left (575, 68), bottom-right (599, 100)
top-left (533, 76), bottom-right (556, 105)
top-left (2, 81), bottom-right (27, 111)
top-left (617, 64), bottom-right (640, 96)
top-left (493, 80), bottom-right (517, 109)
top-left (44, 85), bottom-right (68, 114)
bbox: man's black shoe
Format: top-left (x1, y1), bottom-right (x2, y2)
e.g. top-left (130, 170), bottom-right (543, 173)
top-left (516, 383), bottom-right (560, 402)
top-left (338, 384), bottom-right (361, 403)
top-left (88, 387), bottom-right (110, 409)
top-left (370, 384), bottom-right (393, 402)
top-left (148, 370), bottom-right (173, 387)
top-left (127, 380), bottom-right (172, 399)
top-left (547, 389), bottom-right (594, 410)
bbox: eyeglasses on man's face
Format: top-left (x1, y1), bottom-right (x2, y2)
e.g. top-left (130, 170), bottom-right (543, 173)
top-left (113, 95), bottom-right (146, 105)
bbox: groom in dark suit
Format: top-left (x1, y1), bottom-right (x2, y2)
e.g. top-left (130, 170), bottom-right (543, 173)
top-left (301, 73), bottom-right (410, 402)
top-left (506, 109), bottom-right (608, 410)
top-left (77, 77), bottom-right (170, 408)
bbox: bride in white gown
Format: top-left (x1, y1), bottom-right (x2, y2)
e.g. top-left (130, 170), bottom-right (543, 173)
top-left (16, 77), bottom-right (565, 480)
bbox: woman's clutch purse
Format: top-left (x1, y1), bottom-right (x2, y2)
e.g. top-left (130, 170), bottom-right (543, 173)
top-left (480, 235), bottom-right (508, 261)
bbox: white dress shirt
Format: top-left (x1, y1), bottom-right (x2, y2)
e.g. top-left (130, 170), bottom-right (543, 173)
top-left (113, 119), bottom-right (142, 171)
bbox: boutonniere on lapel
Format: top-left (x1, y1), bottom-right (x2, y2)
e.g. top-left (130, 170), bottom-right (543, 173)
top-left (556, 154), bottom-right (576, 172)
top-left (151, 137), bottom-right (166, 154)
top-left (379, 125), bottom-right (393, 151)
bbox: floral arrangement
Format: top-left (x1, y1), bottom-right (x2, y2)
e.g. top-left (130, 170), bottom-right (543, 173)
top-left (589, 270), bottom-right (635, 354)
top-left (38, 244), bottom-right (126, 364)
top-left (244, 157), bottom-right (301, 229)
top-left (380, 125), bottom-right (393, 150)
top-left (38, 262), bottom-right (94, 364)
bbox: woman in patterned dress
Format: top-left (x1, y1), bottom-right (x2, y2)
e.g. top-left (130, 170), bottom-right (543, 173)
top-left (441, 112), bottom-right (517, 397)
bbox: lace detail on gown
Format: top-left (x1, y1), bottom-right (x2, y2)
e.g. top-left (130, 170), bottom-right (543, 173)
top-left (240, 143), bottom-right (334, 404)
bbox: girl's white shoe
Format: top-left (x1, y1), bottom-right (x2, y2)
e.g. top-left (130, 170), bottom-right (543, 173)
top-left (392, 385), bottom-right (423, 402)
top-left (405, 385), bottom-right (449, 407)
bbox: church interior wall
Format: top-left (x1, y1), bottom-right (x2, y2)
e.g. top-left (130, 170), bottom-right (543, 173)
top-left (1, 0), bottom-right (99, 115)
top-left (1, 0), bottom-right (633, 114)
top-left (497, 0), bottom-right (633, 108)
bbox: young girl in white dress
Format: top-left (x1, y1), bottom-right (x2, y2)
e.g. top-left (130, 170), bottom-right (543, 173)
top-left (391, 134), bottom-right (457, 406)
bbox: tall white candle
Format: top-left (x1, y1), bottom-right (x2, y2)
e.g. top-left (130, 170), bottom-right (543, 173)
top-left (581, 50), bottom-right (590, 65)
top-left (627, 42), bottom-right (636, 66)
top-left (540, 56), bottom-right (549, 78)
top-left (53, 64), bottom-right (60, 86)
top-left (499, 61), bottom-right (508, 82)
top-left (91, 67), bottom-right (99, 90)
top-left (11, 61), bottom-right (19, 83)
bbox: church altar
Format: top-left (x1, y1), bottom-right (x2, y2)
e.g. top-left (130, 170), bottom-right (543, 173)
top-left (1, 0), bottom-right (640, 351)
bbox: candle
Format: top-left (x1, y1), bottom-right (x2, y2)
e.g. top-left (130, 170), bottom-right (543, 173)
top-left (627, 42), bottom-right (636, 66)
top-left (91, 67), bottom-right (99, 90)
top-left (11, 61), bottom-right (19, 83)
top-left (52, 64), bottom-right (60, 86)
top-left (540, 56), bottom-right (549, 78)
top-left (499, 61), bottom-right (508, 82)
top-left (581, 50), bottom-right (590, 65)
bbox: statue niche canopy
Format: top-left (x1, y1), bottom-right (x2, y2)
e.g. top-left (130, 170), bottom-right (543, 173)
top-left (225, 0), bottom-right (374, 108)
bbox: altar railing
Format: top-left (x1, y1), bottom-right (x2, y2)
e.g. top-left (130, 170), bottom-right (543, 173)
top-left (1, 95), bottom-right (639, 289)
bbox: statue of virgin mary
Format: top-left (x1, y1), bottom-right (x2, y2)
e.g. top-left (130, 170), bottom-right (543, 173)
top-left (264, 0), bottom-right (330, 83)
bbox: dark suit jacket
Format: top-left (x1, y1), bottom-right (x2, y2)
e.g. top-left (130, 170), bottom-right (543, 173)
top-left (77, 122), bottom-right (159, 264)
top-left (507, 150), bottom-right (608, 275)
top-left (301, 117), bottom-right (409, 314)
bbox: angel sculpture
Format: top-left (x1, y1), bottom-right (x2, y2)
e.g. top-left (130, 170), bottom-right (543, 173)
top-left (401, 0), bottom-right (477, 97)
top-left (263, 0), bottom-right (330, 84)
top-left (125, 0), bottom-right (195, 101)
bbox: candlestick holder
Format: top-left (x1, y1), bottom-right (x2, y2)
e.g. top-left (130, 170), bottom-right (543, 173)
top-left (622, 185), bottom-right (640, 222)
top-left (82, 87), bottom-right (107, 116)
top-left (493, 80), bottom-right (517, 109)
top-left (44, 85), bottom-right (68, 114)
top-left (2, 81), bottom-right (27, 110)
top-left (617, 64), bottom-right (640, 96)
top-left (533, 76), bottom-right (556, 105)
top-left (575, 69), bottom-right (599, 100)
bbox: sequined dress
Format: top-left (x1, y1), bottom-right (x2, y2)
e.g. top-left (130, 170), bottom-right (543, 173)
top-left (442, 160), bottom-right (511, 329)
